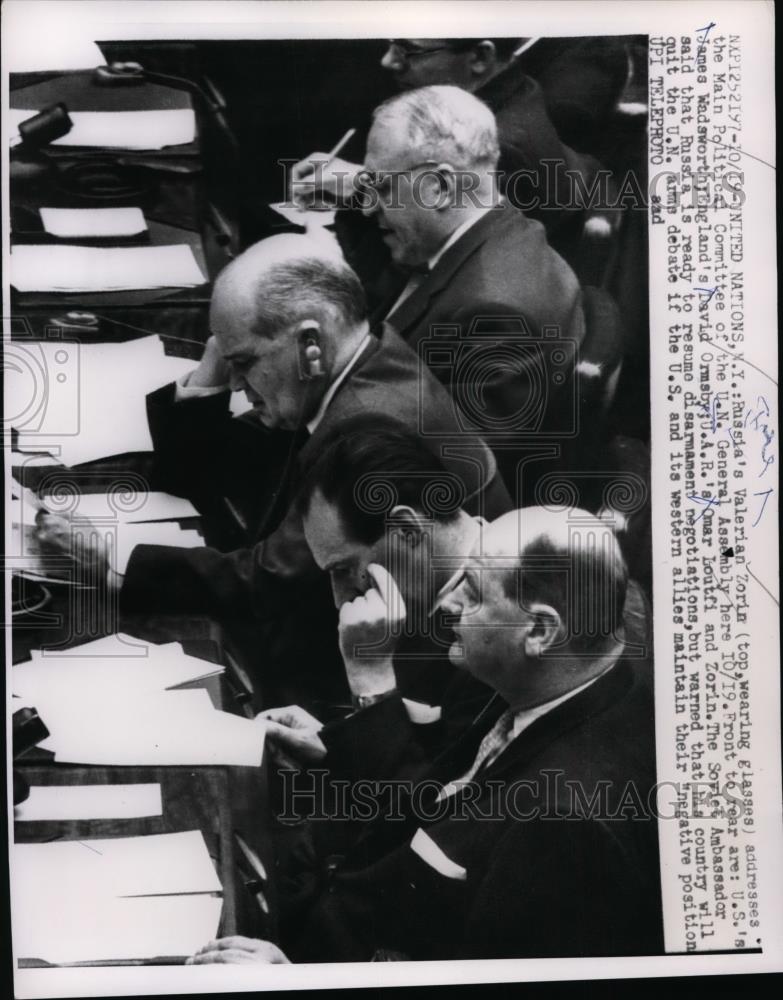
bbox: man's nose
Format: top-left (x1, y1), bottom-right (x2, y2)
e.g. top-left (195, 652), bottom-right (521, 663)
top-left (437, 584), bottom-right (464, 617)
top-left (228, 367), bottom-right (244, 393)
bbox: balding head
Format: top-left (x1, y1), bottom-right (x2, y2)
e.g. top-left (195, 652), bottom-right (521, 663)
top-left (209, 234), bottom-right (367, 430)
top-left (212, 233), bottom-right (366, 341)
top-left (487, 507), bottom-right (628, 656)
top-left (440, 506), bottom-right (628, 707)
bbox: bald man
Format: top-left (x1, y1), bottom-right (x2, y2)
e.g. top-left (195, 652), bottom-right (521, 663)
top-left (189, 506), bottom-right (662, 963)
top-left (37, 234), bottom-right (510, 703)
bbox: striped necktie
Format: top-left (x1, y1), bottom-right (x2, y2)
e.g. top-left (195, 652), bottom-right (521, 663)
top-left (459, 707), bottom-right (517, 783)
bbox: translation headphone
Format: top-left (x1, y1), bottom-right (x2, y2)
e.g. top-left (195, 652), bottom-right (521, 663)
top-left (298, 328), bottom-right (326, 381)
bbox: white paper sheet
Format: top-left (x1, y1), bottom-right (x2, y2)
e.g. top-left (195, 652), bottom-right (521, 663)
top-left (23, 687), bottom-right (265, 767)
top-left (112, 523), bottom-right (203, 574)
top-left (8, 108), bottom-right (197, 150)
top-left (11, 336), bottom-right (198, 465)
top-left (40, 207), bottom-right (148, 239)
top-left (14, 783), bottom-right (162, 821)
top-left (39, 491), bottom-right (199, 523)
top-left (28, 632), bottom-right (170, 659)
top-left (14, 894), bottom-right (222, 965)
top-left (12, 647), bottom-right (223, 703)
top-left (13, 830), bottom-right (222, 964)
top-left (269, 201), bottom-right (336, 228)
top-left (15, 829), bottom-right (220, 898)
top-left (10, 244), bottom-right (205, 292)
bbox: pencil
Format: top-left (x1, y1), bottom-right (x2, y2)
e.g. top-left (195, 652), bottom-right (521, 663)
top-left (324, 127), bottom-right (356, 165)
top-left (292, 128), bottom-right (357, 212)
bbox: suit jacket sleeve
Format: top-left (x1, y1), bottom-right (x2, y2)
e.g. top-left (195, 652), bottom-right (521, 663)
top-left (120, 498), bottom-right (320, 620)
top-left (146, 382), bottom-right (292, 512)
top-left (147, 382), bottom-right (238, 499)
top-left (464, 816), bottom-right (663, 958)
top-left (321, 695), bottom-right (433, 784)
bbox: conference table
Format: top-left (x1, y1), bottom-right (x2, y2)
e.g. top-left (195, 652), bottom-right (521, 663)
top-left (8, 55), bottom-right (335, 969)
top-left (11, 465), bottom-right (285, 963)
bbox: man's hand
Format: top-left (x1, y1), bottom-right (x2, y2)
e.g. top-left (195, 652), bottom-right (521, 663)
top-left (35, 510), bottom-right (110, 579)
top-left (186, 335), bottom-right (230, 390)
top-left (187, 936), bottom-right (290, 965)
top-left (257, 705), bottom-right (326, 765)
top-left (338, 563), bottom-right (406, 699)
top-left (290, 153), bottom-right (361, 208)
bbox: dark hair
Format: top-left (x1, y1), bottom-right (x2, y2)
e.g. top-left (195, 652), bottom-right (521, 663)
top-left (252, 257), bottom-right (367, 338)
top-left (296, 416), bottom-right (464, 545)
top-left (507, 529), bottom-right (628, 655)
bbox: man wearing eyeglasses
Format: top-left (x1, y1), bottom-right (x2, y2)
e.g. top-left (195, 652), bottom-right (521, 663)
top-left (354, 85), bottom-right (585, 501)
top-left (291, 38), bottom-right (599, 264)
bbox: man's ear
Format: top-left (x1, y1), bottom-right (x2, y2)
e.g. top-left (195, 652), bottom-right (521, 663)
top-left (427, 164), bottom-right (459, 212)
top-left (523, 603), bottom-right (562, 658)
top-left (468, 40), bottom-right (496, 77)
top-left (388, 505), bottom-right (427, 547)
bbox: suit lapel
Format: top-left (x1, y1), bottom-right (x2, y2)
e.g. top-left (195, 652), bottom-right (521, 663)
top-left (383, 205), bottom-right (510, 340)
top-left (456, 659), bottom-right (634, 788)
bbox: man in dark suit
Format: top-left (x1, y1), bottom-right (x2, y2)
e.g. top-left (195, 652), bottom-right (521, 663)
top-left (377, 37), bottom-right (607, 251)
top-left (357, 86), bottom-right (586, 501)
top-left (292, 40), bottom-right (606, 265)
top-left (189, 506), bottom-right (662, 964)
top-left (36, 234), bottom-right (510, 701)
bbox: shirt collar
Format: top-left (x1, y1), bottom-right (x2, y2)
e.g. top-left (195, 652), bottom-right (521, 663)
top-left (306, 332), bottom-right (372, 435)
top-left (508, 661), bottom-right (617, 741)
top-left (427, 204), bottom-right (497, 270)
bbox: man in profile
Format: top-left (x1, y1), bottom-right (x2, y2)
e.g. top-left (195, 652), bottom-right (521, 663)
top-left (189, 505), bottom-right (662, 963)
top-left (293, 39), bottom-right (606, 261)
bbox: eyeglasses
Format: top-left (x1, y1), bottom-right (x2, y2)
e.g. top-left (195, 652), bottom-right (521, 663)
top-left (355, 159), bottom-right (441, 208)
top-left (386, 39), bottom-right (453, 64)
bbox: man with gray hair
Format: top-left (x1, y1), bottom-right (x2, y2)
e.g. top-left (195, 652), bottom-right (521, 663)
top-left (359, 86), bottom-right (586, 501)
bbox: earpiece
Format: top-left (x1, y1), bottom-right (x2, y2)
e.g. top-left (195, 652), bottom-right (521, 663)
top-left (298, 329), bottom-right (325, 381)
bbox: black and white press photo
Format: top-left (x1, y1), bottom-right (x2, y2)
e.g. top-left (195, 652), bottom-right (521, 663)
top-left (2, 1), bottom-right (779, 995)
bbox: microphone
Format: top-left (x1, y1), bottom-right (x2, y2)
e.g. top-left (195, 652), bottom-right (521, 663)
top-left (10, 103), bottom-right (73, 149)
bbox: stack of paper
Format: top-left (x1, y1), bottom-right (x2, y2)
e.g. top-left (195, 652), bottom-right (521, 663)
top-left (13, 636), bottom-right (225, 699)
top-left (12, 639), bottom-right (265, 767)
top-left (8, 107), bottom-right (197, 150)
top-left (10, 488), bottom-right (203, 576)
top-left (40, 207), bottom-right (148, 239)
top-left (15, 783), bottom-right (163, 822)
top-left (9, 335), bottom-right (199, 465)
top-left (270, 201), bottom-right (336, 228)
top-left (10, 243), bottom-right (205, 292)
top-left (13, 830), bottom-right (222, 964)
top-left (39, 491), bottom-right (198, 523)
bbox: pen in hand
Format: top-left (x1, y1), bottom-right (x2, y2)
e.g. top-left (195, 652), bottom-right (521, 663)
top-left (293, 128), bottom-right (357, 211)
